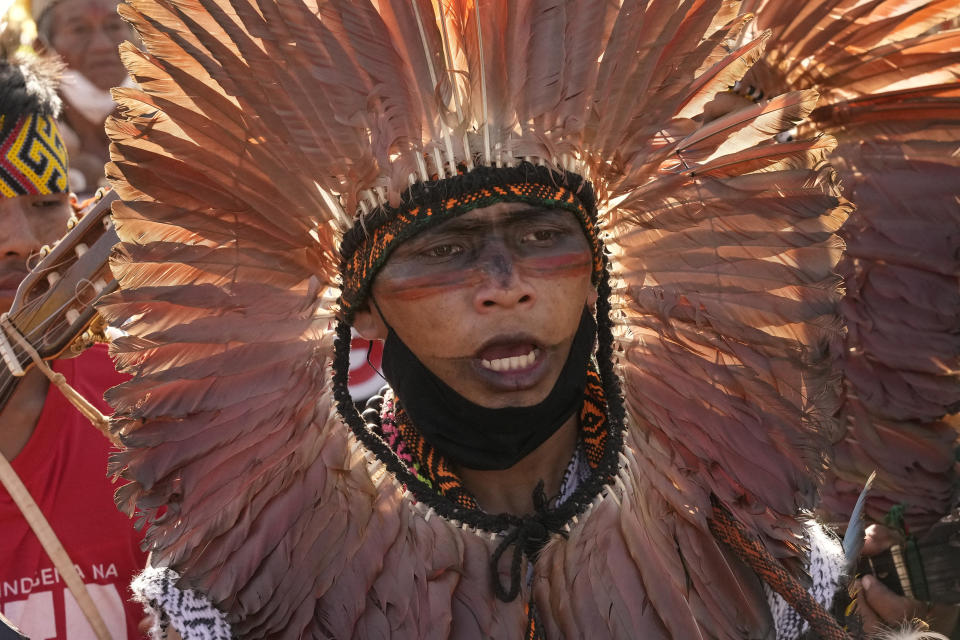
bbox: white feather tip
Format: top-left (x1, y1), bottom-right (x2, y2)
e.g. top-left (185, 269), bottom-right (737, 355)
top-left (871, 622), bottom-right (950, 640)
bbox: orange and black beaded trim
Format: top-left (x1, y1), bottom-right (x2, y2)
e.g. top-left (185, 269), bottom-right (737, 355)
top-left (378, 367), bottom-right (609, 640)
top-left (338, 164), bottom-right (602, 320)
top-left (380, 367), bottom-right (609, 511)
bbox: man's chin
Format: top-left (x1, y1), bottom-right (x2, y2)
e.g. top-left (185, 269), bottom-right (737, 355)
top-left (0, 293), bottom-right (15, 315)
top-left (472, 390), bottom-right (552, 410)
top-left (82, 65), bottom-right (128, 92)
top-left (456, 364), bottom-right (559, 409)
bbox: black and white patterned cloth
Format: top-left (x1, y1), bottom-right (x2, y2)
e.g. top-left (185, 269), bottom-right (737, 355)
top-left (133, 567), bottom-right (232, 640)
top-left (765, 521), bottom-right (846, 640)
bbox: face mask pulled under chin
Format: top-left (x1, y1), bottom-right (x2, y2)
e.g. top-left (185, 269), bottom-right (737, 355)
top-left (380, 307), bottom-right (597, 471)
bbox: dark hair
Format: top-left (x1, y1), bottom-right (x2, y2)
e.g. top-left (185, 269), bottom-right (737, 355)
top-left (0, 55), bottom-right (63, 124)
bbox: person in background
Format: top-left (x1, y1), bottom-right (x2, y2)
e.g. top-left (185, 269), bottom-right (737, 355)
top-left (855, 523), bottom-right (960, 638)
top-left (0, 54), bottom-right (146, 639)
top-left (31, 0), bottom-right (133, 197)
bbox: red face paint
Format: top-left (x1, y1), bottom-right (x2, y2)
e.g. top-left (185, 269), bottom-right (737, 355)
top-left (375, 207), bottom-right (593, 301)
top-left (363, 202), bottom-right (597, 410)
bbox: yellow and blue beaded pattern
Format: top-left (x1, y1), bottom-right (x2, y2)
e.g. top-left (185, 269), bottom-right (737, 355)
top-left (0, 113), bottom-right (69, 197)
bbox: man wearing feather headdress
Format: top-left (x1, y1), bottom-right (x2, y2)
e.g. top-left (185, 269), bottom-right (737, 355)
top-left (0, 54), bottom-right (147, 640)
top-left (100, 0), bottom-right (959, 639)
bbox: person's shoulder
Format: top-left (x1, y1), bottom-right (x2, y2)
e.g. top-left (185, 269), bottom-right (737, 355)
top-left (56, 343), bottom-right (129, 405)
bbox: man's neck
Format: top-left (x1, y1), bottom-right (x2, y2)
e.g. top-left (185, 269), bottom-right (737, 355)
top-left (0, 368), bottom-right (50, 460)
top-left (455, 413), bottom-right (579, 516)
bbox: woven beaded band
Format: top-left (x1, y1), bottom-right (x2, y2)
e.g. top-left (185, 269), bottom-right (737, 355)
top-left (0, 113), bottom-right (68, 197)
top-left (338, 163), bottom-right (602, 321)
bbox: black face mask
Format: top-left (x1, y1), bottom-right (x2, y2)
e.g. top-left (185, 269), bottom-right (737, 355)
top-left (380, 307), bottom-right (597, 471)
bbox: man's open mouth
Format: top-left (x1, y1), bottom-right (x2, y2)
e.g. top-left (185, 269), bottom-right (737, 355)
top-left (479, 347), bottom-right (540, 372)
top-left (475, 339), bottom-right (543, 374)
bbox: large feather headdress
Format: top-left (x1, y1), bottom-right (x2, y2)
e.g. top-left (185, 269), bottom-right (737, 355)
top-left (100, 0), bottom-right (867, 637)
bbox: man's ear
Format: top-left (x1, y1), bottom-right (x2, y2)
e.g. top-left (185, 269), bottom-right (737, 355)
top-left (587, 285), bottom-right (599, 312)
top-left (352, 304), bottom-right (388, 341)
top-left (31, 37), bottom-right (49, 55)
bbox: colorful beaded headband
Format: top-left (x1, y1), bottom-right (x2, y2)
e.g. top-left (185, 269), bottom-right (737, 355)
top-left (0, 113), bottom-right (68, 197)
top-left (338, 163), bottom-right (603, 321)
top-left (0, 113), bottom-right (67, 198)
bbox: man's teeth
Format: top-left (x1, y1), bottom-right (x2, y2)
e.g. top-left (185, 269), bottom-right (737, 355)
top-left (481, 349), bottom-right (538, 372)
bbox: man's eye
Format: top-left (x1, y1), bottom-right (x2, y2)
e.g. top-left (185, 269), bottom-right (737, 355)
top-left (104, 19), bottom-right (129, 35)
top-left (521, 229), bottom-right (561, 244)
top-left (32, 199), bottom-right (62, 209)
top-left (423, 244), bottom-right (462, 258)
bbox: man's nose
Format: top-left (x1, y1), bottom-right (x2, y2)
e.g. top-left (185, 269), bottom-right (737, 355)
top-left (472, 244), bottom-right (535, 311)
top-left (1, 209), bottom-right (40, 259)
top-left (88, 23), bottom-right (117, 51)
